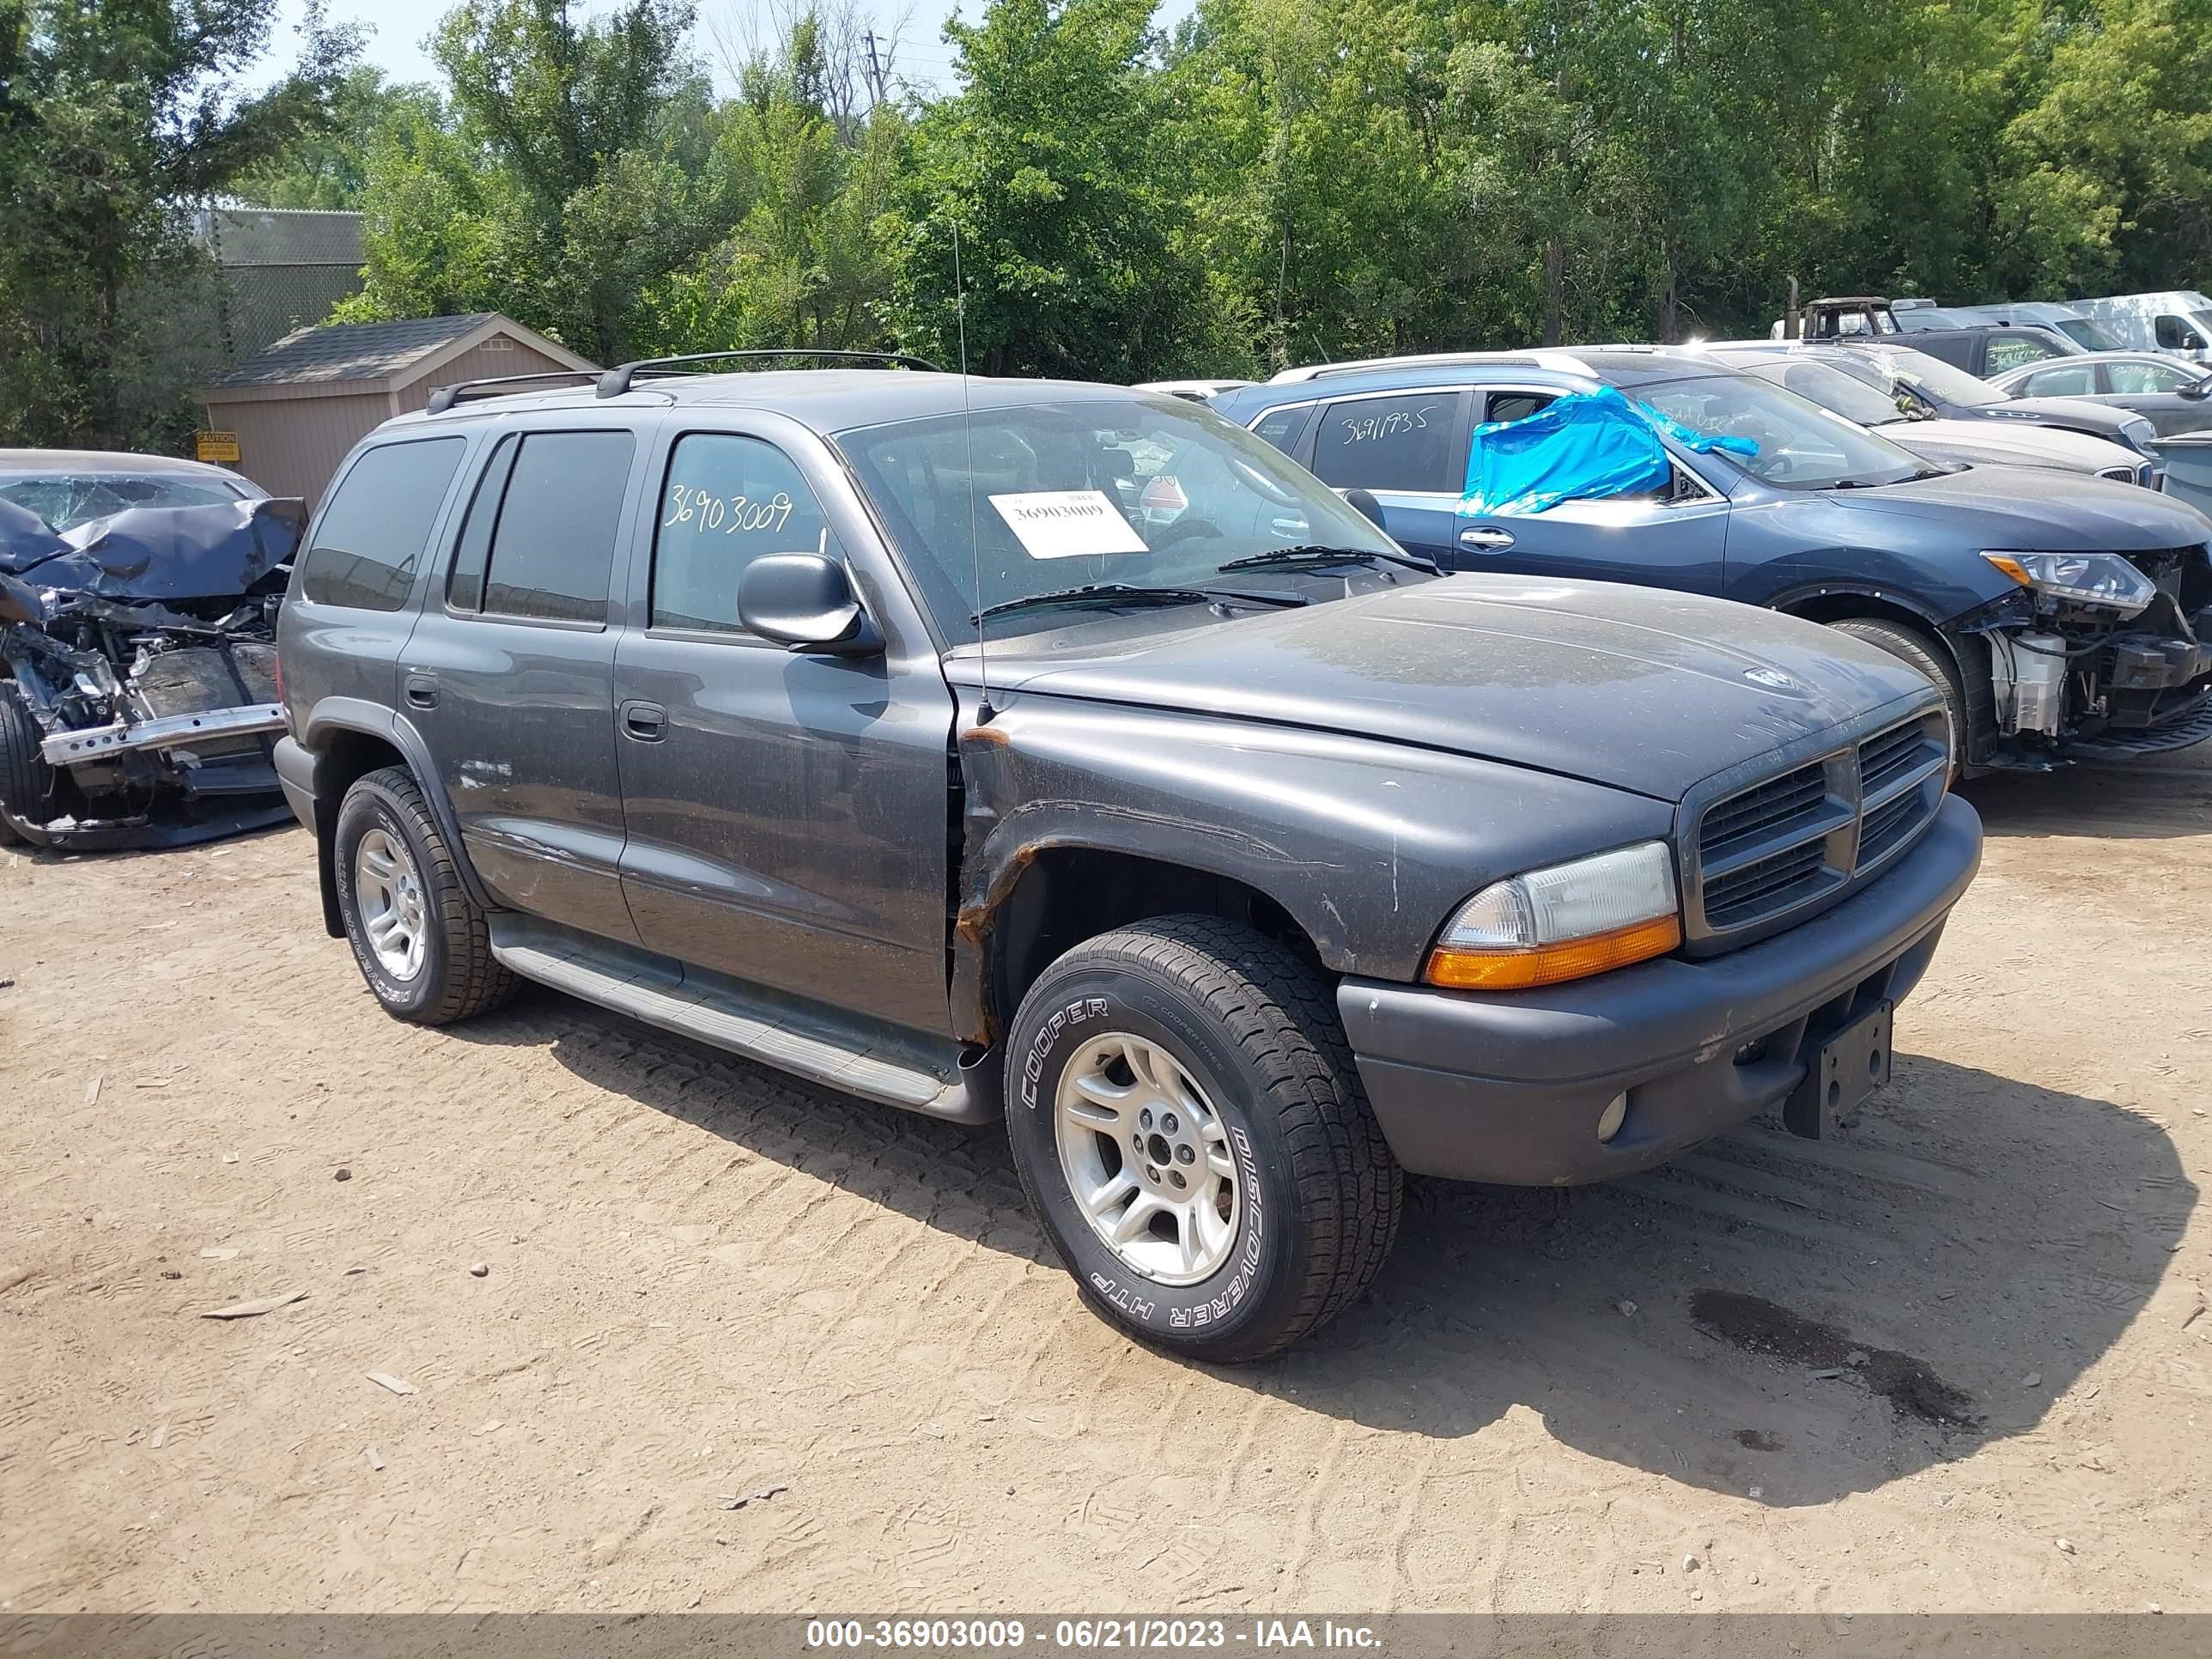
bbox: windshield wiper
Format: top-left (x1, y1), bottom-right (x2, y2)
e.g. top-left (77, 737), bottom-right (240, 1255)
top-left (1215, 544), bottom-right (1441, 575)
top-left (970, 582), bottom-right (1307, 624)
top-left (1828, 466), bottom-right (1949, 490)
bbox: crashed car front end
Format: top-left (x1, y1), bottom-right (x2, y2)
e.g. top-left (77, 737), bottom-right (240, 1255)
top-left (1952, 542), bottom-right (2212, 763)
top-left (0, 496), bottom-right (303, 849)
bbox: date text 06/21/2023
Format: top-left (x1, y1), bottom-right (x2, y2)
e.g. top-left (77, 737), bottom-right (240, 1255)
top-left (801, 1620), bottom-right (1382, 1650)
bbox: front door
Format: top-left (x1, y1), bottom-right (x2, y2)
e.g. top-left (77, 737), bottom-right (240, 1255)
top-left (612, 422), bottom-right (957, 1037)
top-left (1445, 388), bottom-right (1732, 593)
top-left (404, 422), bottom-right (646, 945)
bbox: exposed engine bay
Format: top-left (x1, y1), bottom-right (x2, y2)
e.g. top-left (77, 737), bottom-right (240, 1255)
top-left (1962, 543), bottom-right (2212, 763)
top-left (0, 495), bottom-right (304, 849)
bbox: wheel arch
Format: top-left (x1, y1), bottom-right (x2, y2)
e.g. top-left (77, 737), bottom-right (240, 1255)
top-left (1770, 587), bottom-right (1996, 764)
top-left (953, 839), bottom-right (1329, 1048)
top-left (301, 701), bottom-right (494, 934)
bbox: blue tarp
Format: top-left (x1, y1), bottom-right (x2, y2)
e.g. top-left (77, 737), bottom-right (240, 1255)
top-left (1459, 386), bottom-right (1759, 517)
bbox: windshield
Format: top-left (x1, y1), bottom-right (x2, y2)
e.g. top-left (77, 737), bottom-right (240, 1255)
top-left (2056, 317), bottom-right (2123, 351)
top-left (1732, 357), bottom-right (1912, 428)
top-left (1824, 347), bottom-right (2004, 410)
top-left (836, 396), bottom-right (1407, 636)
top-left (0, 471), bottom-right (248, 532)
top-left (1637, 373), bottom-right (1929, 489)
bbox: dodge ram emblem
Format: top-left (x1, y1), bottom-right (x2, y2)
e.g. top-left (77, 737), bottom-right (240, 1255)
top-left (1743, 667), bottom-right (1801, 690)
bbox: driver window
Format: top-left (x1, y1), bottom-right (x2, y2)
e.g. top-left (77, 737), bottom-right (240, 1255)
top-left (2109, 360), bottom-right (2191, 393)
top-left (653, 433), bottom-right (838, 635)
top-left (1986, 336), bottom-right (2063, 373)
top-left (2154, 315), bottom-right (2206, 351)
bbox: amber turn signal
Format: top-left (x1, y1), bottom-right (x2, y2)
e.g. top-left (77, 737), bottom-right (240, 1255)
top-left (1426, 913), bottom-right (1683, 992)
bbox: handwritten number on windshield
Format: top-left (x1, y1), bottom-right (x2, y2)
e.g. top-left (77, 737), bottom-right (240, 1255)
top-left (664, 484), bottom-right (795, 536)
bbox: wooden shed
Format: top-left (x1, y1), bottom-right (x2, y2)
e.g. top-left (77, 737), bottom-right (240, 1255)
top-left (198, 313), bottom-right (598, 505)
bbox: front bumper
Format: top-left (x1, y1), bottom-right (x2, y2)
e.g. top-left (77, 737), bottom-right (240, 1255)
top-left (1338, 793), bottom-right (1983, 1186)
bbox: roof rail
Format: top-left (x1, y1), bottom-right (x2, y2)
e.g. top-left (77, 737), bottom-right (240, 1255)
top-left (423, 371), bottom-right (601, 416)
top-left (1271, 351), bottom-right (1540, 384)
top-left (596, 348), bottom-right (944, 399)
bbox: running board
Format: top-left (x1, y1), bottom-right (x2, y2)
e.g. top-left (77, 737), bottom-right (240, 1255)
top-left (489, 930), bottom-right (991, 1125)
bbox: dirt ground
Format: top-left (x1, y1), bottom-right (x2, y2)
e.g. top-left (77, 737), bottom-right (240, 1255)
top-left (2, 750), bottom-right (2209, 1617)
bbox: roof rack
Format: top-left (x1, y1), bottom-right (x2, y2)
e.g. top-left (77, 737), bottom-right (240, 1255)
top-left (596, 349), bottom-right (944, 399)
top-left (424, 371), bottom-right (601, 416)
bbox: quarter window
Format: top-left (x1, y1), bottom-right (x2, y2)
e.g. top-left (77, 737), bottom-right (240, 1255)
top-left (299, 437), bottom-right (465, 611)
top-left (1249, 404), bottom-right (1315, 459)
top-left (652, 434), bottom-right (836, 635)
top-left (477, 430), bottom-right (635, 623)
top-left (1310, 393), bottom-right (1462, 493)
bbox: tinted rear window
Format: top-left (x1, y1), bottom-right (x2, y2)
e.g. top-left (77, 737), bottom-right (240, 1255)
top-left (300, 438), bottom-right (466, 611)
top-left (479, 431), bottom-right (635, 623)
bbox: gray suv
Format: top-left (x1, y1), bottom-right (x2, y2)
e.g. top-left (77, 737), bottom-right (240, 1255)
top-left (275, 355), bottom-right (1983, 1359)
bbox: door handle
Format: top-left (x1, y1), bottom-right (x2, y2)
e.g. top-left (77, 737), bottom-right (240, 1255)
top-left (1458, 526), bottom-right (1516, 552)
top-left (403, 672), bottom-right (439, 709)
top-left (620, 699), bottom-right (667, 742)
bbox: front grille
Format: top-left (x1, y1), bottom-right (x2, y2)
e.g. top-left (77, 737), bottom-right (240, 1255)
top-left (2098, 465), bottom-right (2137, 484)
top-left (1698, 761), bottom-right (1828, 865)
top-left (1705, 839), bottom-right (1832, 930)
top-left (1688, 711), bottom-right (1948, 945)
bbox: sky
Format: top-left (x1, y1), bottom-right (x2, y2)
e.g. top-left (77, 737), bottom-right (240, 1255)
top-left (255, 0), bottom-right (978, 97)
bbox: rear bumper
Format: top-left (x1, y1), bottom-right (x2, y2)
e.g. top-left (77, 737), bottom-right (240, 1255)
top-left (274, 734), bottom-right (319, 831)
top-left (1338, 793), bottom-right (1983, 1185)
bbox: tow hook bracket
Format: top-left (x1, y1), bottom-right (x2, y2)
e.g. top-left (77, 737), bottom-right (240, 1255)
top-left (1784, 999), bottom-right (1893, 1139)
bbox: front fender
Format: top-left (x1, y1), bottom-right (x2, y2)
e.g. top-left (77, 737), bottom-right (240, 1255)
top-left (949, 696), bottom-right (1674, 1041)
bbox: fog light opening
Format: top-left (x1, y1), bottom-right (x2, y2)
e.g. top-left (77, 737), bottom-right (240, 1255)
top-left (1596, 1091), bottom-right (1629, 1145)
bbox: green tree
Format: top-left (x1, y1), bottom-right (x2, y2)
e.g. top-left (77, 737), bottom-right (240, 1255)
top-left (343, 0), bottom-right (711, 364)
top-left (884, 0), bottom-right (1218, 379)
top-left (0, 0), bottom-right (356, 447)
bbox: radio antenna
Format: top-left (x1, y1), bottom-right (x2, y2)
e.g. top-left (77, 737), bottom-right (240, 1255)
top-left (953, 216), bottom-right (994, 725)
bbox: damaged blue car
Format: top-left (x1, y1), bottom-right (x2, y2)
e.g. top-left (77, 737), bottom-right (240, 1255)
top-left (0, 450), bottom-right (304, 849)
top-left (1216, 349), bottom-right (2212, 772)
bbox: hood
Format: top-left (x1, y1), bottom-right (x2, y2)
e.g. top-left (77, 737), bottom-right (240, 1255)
top-left (1825, 462), bottom-right (2210, 550)
top-left (1980, 396), bottom-right (2147, 441)
top-left (953, 576), bottom-right (1934, 803)
top-left (1885, 419), bottom-right (2138, 475)
top-left (0, 497), bottom-right (305, 601)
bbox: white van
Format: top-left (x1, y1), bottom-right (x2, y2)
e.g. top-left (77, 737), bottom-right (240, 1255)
top-left (2070, 291), bottom-right (2212, 360)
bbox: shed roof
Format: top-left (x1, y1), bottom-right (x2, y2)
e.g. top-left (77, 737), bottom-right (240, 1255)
top-left (206, 313), bottom-right (498, 390)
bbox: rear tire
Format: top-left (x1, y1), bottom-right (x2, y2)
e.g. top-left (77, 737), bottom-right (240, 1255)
top-left (0, 684), bottom-right (55, 844)
top-left (333, 766), bottom-right (514, 1024)
top-left (1004, 915), bottom-right (1401, 1362)
top-left (1828, 618), bottom-right (1969, 779)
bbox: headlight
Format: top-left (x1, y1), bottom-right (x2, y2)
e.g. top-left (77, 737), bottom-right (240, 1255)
top-left (1427, 841), bottom-right (1680, 991)
top-left (1980, 550), bottom-right (2157, 617)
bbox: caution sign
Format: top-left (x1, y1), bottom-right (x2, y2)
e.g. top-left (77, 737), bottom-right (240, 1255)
top-left (195, 430), bottom-right (240, 464)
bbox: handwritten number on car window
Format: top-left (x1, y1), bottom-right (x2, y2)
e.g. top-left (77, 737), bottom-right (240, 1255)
top-left (663, 484), bottom-right (796, 536)
top-left (1338, 404), bottom-right (1440, 445)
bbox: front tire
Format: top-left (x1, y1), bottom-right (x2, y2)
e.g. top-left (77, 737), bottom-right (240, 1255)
top-left (1004, 915), bottom-right (1401, 1362)
top-left (333, 766), bottom-right (514, 1024)
top-left (0, 684), bottom-right (56, 845)
top-left (1828, 618), bottom-right (1971, 779)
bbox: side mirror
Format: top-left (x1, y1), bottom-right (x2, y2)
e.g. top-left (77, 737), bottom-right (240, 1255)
top-left (737, 552), bottom-right (882, 655)
top-left (1343, 488), bottom-right (1389, 531)
top-left (2181, 381), bottom-right (2210, 401)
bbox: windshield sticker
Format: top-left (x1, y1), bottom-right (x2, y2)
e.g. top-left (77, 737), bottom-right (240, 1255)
top-left (989, 490), bottom-right (1149, 559)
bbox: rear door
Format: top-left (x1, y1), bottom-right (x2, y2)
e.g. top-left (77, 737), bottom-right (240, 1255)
top-left (1444, 386), bottom-right (1732, 593)
top-left (404, 420), bottom-right (648, 945)
top-left (1297, 388), bottom-right (1471, 565)
top-left (611, 417), bottom-right (957, 1036)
